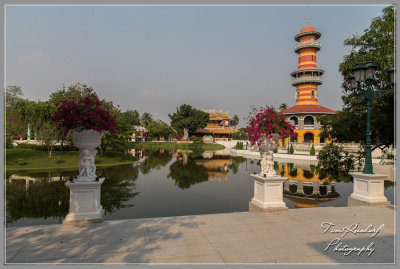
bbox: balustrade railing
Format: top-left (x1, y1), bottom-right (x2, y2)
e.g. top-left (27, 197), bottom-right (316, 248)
top-left (294, 40), bottom-right (321, 52)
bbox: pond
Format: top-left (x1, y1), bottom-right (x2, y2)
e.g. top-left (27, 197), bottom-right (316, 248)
top-left (5, 149), bottom-right (395, 228)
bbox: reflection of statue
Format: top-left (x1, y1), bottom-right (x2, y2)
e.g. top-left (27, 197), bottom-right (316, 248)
top-left (78, 149), bottom-right (96, 179)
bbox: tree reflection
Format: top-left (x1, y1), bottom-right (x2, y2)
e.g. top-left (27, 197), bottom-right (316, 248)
top-left (139, 150), bottom-right (172, 174)
top-left (6, 165), bottom-right (140, 225)
top-left (229, 156), bottom-right (246, 174)
top-left (6, 179), bottom-right (69, 225)
top-left (167, 158), bottom-right (209, 189)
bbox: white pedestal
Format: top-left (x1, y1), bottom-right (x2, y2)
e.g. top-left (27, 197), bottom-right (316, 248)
top-left (63, 178), bottom-right (105, 225)
top-left (249, 174), bottom-right (288, 211)
top-left (349, 172), bottom-right (389, 205)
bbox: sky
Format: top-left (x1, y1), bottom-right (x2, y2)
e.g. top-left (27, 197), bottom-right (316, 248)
top-left (5, 4), bottom-right (389, 127)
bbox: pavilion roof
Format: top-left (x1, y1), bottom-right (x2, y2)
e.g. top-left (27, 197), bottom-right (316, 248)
top-left (282, 104), bottom-right (337, 114)
top-left (195, 126), bottom-right (236, 134)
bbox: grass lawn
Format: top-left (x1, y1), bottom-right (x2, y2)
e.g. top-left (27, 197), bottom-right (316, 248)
top-left (129, 141), bottom-right (225, 151)
top-left (6, 148), bottom-right (138, 172)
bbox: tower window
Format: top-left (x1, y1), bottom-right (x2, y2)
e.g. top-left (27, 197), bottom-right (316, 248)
top-left (296, 91), bottom-right (300, 100)
top-left (311, 90), bottom-right (315, 98)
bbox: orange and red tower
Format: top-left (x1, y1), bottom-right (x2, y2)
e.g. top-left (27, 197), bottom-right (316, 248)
top-left (282, 23), bottom-right (336, 143)
top-left (292, 24), bottom-right (323, 105)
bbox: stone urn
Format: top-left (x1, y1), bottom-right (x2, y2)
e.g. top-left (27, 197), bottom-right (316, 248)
top-left (258, 133), bottom-right (280, 177)
top-left (70, 129), bottom-right (106, 182)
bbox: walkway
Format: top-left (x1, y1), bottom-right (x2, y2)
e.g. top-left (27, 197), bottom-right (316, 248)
top-left (6, 205), bottom-right (395, 264)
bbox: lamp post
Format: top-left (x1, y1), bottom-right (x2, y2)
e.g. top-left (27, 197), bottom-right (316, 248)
top-left (345, 61), bottom-right (394, 174)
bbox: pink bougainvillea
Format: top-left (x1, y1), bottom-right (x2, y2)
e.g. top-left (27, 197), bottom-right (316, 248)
top-left (245, 106), bottom-right (298, 146)
top-left (51, 97), bottom-right (119, 137)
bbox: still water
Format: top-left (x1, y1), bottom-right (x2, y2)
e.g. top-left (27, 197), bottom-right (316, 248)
top-left (5, 149), bottom-right (395, 227)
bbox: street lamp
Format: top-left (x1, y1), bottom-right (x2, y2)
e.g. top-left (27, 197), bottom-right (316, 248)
top-left (345, 61), bottom-right (394, 174)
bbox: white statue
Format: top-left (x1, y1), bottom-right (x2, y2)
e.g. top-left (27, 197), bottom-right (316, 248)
top-left (259, 134), bottom-right (280, 177)
top-left (78, 149), bottom-right (97, 179)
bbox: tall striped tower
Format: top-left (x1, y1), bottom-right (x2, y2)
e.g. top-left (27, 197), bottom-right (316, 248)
top-left (282, 23), bottom-right (336, 144)
top-left (291, 24), bottom-right (324, 105)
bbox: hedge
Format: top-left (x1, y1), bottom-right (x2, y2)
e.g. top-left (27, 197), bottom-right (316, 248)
top-left (235, 142), bottom-right (244, 149)
top-left (17, 143), bottom-right (78, 151)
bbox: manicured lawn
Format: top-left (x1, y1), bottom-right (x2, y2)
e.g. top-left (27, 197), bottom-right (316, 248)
top-left (6, 149), bottom-right (138, 172)
top-left (129, 141), bottom-right (225, 151)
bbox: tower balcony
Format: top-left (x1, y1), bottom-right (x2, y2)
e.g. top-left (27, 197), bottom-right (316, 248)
top-left (294, 40), bottom-right (321, 53)
top-left (292, 76), bottom-right (323, 86)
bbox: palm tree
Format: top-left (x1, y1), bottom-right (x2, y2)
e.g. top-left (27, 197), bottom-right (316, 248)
top-left (279, 103), bottom-right (288, 111)
top-left (230, 115), bottom-right (240, 129)
top-left (140, 112), bottom-right (153, 128)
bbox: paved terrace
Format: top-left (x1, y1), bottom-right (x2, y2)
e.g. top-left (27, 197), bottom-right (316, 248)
top-left (6, 205), bottom-right (395, 264)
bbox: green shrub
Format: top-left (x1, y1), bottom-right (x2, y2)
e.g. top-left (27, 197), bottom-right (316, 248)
top-left (16, 158), bottom-right (26, 166)
top-left (289, 144), bottom-right (294, 154)
top-left (310, 164), bottom-right (316, 174)
top-left (235, 142), bottom-right (244, 149)
top-left (189, 136), bottom-right (203, 143)
top-left (310, 145), bottom-right (316, 155)
top-left (316, 143), bottom-right (355, 180)
top-left (232, 129), bottom-right (248, 140)
top-left (273, 148), bottom-right (278, 153)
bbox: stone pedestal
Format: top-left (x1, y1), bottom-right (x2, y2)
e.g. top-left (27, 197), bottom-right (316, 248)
top-left (249, 174), bottom-right (288, 211)
top-left (349, 172), bottom-right (389, 205)
top-left (63, 178), bottom-right (105, 225)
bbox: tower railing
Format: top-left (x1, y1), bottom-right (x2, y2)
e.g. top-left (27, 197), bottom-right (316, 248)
top-left (294, 40), bottom-right (321, 52)
top-left (291, 76), bottom-right (323, 86)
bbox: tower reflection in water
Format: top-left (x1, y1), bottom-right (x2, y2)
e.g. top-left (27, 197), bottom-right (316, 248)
top-left (279, 163), bottom-right (340, 208)
top-left (249, 161), bottom-right (340, 211)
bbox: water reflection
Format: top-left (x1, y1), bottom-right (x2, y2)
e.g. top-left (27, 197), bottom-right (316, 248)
top-left (6, 164), bottom-right (140, 226)
top-left (167, 157), bottom-right (209, 189)
top-left (5, 150), bottom-right (394, 227)
top-left (277, 163), bottom-right (340, 208)
top-left (6, 177), bottom-right (69, 225)
top-left (138, 150), bottom-right (173, 175)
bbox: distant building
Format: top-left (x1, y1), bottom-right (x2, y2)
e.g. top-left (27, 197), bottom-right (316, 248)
top-left (129, 126), bottom-right (147, 142)
top-left (282, 23), bottom-right (336, 143)
top-left (194, 109), bottom-right (236, 142)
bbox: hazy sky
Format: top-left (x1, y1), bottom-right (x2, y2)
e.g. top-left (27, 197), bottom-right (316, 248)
top-left (5, 5), bottom-right (388, 127)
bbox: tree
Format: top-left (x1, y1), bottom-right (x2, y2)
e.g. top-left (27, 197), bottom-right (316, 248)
top-left (4, 86), bottom-right (23, 108)
top-left (279, 103), bottom-right (288, 111)
top-left (49, 83), bottom-right (99, 150)
top-left (37, 122), bottom-right (58, 157)
top-left (140, 112), bottom-right (153, 128)
top-left (168, 104), bottom-right (209, 141)
top-left (122, 109), bottom-right (140, 127)
top-left (338, 6), bottom-right (394, 76)
top-left (100, 106), bottom-right (132, 156)
top-left (5, 86), bottom-right (26, 145)
top-left (229, 115), bottom-right (240, 128)
top-left (10, 99), bottom-right (53, 143)
top-left (319, 6), bottom-right (394, 152)
top-left (49, 83), bottom-right (98, 105)
top-left (232, 128), bottom-right (247, 140)
top-left (147, 120), bottom-right (173, 141)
